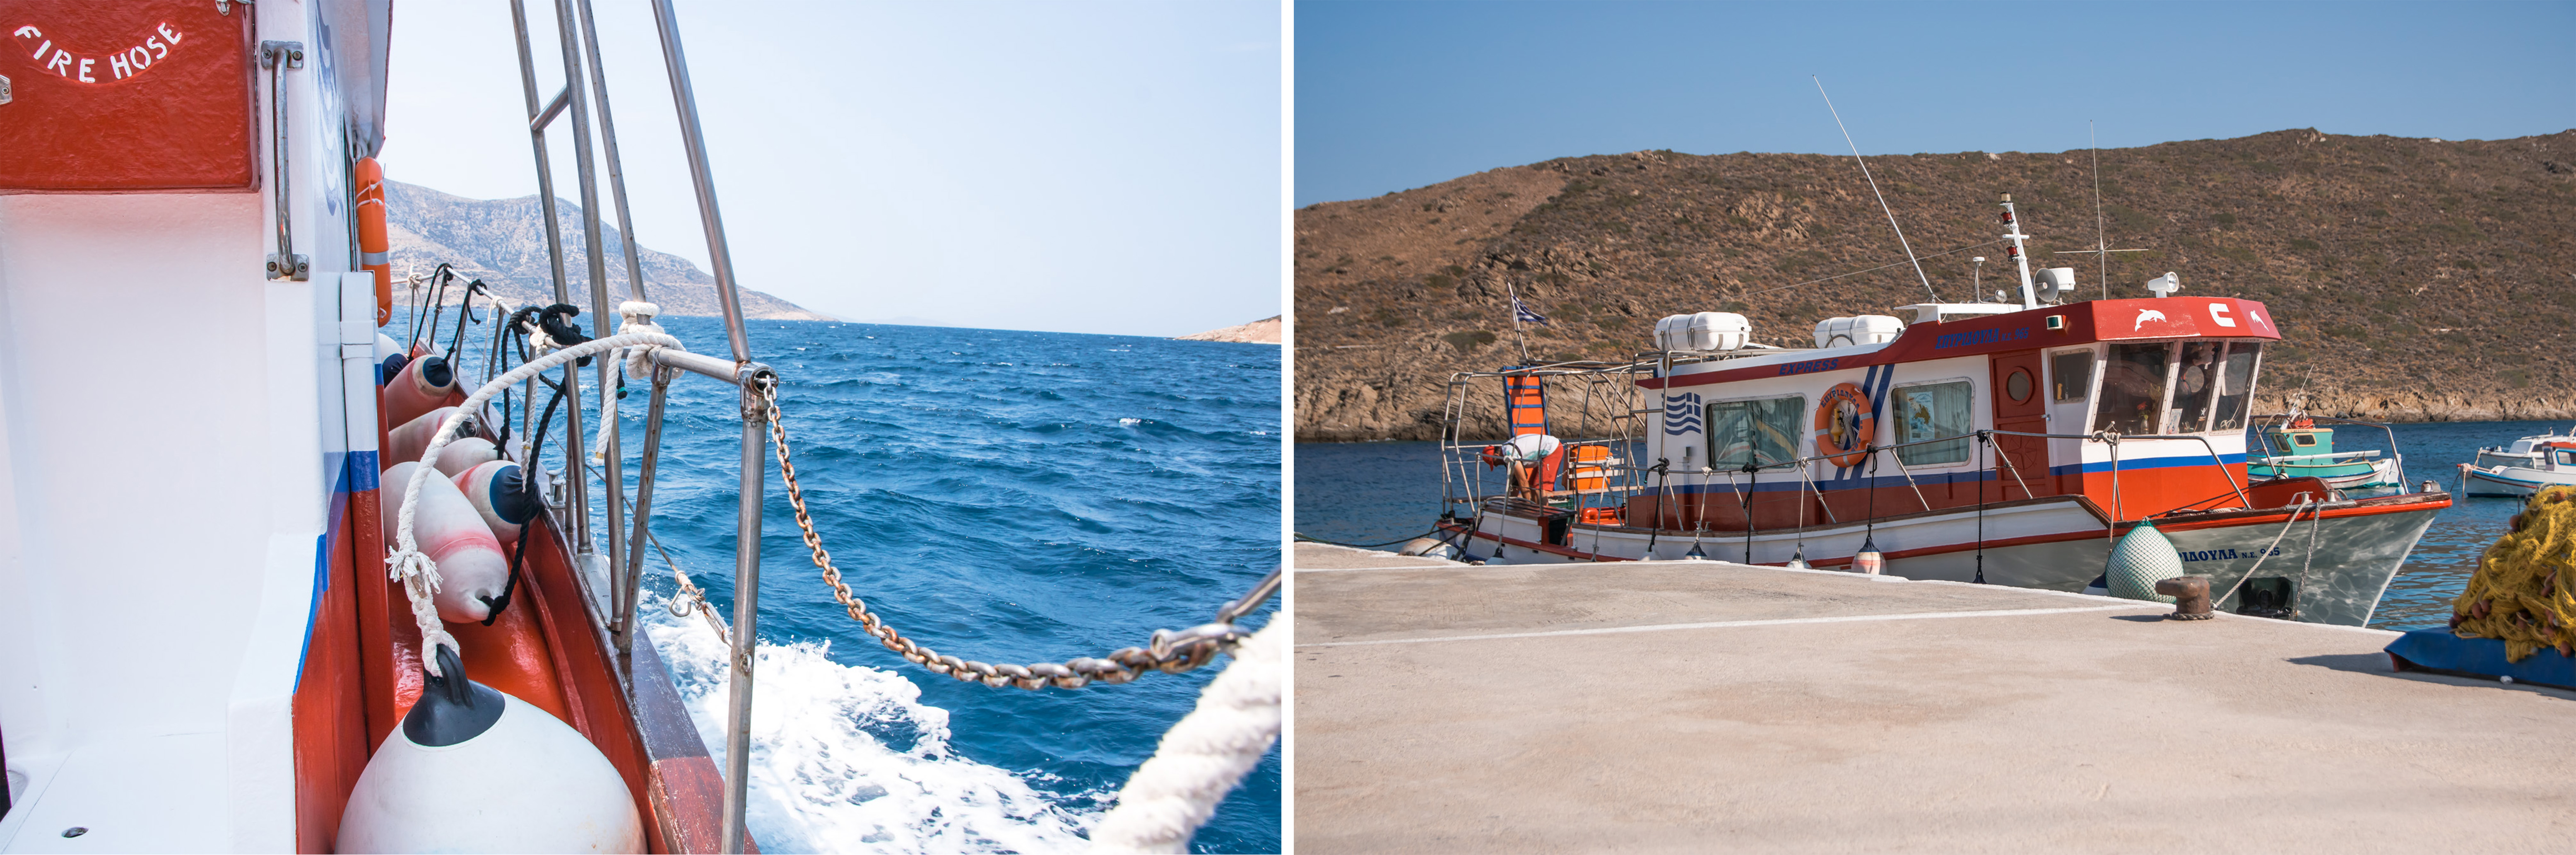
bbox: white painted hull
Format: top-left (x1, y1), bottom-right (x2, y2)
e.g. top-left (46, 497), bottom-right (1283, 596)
top-left (2460, 465), bottom-right (2576, 498)
top-left (1448, 494), bottom-right (2445, 626)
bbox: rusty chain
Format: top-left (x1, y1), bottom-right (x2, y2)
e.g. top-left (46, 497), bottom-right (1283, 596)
top-left (756, 375), bottom-right (1280, 689)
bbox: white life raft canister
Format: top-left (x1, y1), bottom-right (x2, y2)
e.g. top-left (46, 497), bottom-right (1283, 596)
top-left (384, 353), bottom-right (464, 427)
top-left (338, 646), bottom-right (643, 854)
top-left (386, 407), bottom-right (474, 472)
top-left (380, 461), bottom-right (511, 623)
top-left (453, 460), bottom-right (542, 542)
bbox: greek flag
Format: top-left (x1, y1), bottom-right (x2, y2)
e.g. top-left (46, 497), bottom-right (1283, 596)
top-left (1663, 392), bottom-right (1704, 435)
top-left (1513, 295), bottom-right (1550, 326)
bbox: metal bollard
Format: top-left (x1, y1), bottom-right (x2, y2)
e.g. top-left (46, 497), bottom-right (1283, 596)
top-left (2155, 574), bottom-right (2214, 620)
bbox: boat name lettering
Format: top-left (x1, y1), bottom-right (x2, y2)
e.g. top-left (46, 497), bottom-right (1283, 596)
top-left (2177, 547), bottom-right (2280, 562)
top-left (1933, 326), bottom-right (2032, 350)
top-left (1776, 357), bottom-right (1844, 376)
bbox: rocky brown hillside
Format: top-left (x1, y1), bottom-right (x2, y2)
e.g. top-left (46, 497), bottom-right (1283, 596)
top-left (386, 180), bottom-right (828, 320)
top-left (1178, 316), bottom-right (1283, 343)
top-left (1297, 129), bottom-right (2576, 441)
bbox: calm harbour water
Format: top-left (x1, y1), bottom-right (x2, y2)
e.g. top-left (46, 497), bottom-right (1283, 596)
top-left (409, 312), bottom-right (1281, 853)
top-left (1295, 420), bottom-right (2569, 631)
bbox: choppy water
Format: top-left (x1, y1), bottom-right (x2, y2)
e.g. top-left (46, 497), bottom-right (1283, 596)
top-left (1295, 420), bottom-right (2575, 632)
top-left (406, 310), bottom-right (1281, 853)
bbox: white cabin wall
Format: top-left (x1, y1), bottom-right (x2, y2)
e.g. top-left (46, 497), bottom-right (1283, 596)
top-left (0, 191), bottom-right (273, 746)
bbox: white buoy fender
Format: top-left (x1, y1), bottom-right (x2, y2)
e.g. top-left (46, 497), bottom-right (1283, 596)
top-left (339, 647), bottom-right (643, 854)
top-left (435, 436), bottom-right (503, 478)
top-left (382, 461), bottom-right (510, 622)
top-left (383, 353), bottom-right (462, 427)
top-left (386, 407), bottom-right (473, 471)
top-left (454, 460), bottom-right (542, 542)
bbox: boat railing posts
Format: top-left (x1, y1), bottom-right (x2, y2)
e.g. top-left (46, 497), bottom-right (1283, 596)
top-left (506, 0), bottom-right (595, 556)
top-left (542, 0), bottom-right (631, 596)
top-left (721, 363), bottom-right (771, 855)
top-left (648, 0), bottom-right (754, 364)
top-left (615, 366), bottom-right (675, 652)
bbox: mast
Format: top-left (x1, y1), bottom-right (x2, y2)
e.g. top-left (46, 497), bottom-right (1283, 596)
top-left (2001, 194), bottom-right (2036, 309)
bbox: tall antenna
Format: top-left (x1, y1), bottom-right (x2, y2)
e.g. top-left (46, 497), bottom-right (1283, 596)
top-left (1814, 76), bottom-right (1938, 304)
top-left (2091, 120), bottom-right (2107, 299)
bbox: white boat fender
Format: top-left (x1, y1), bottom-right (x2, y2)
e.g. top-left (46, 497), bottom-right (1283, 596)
top-left (387, 407), bottom-right (477, 471)
top-left (453, 460), bottom-right (541, 542)
top-left (381, 461), bottom-right (512, 622)
top-left (338, 646), bottom-right (645, 854)
top-left (384, 353), bottom-right (462, 426)
top-left (375, 332), bottom-right (407, 386)
top-left (2106, 517), bottom-right (2186, 603)
top-left (434, 436), bottom-right (503, 478)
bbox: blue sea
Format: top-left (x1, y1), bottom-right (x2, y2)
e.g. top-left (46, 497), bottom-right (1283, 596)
top-left (1296, 420), bottom-right (2570, 632)
top-left (406, 310), bottom-right (1281, 853)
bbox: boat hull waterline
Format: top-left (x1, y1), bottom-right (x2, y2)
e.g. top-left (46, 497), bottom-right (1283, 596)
top-left (1443, 492), bottom-right (2446, 627)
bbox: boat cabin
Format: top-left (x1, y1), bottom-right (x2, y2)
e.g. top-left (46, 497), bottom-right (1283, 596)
top-left (1627, 296), bottom-right (2281, 531)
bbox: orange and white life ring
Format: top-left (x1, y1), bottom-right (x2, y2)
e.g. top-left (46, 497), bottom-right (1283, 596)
top-left (356, 157), bottom-right (392, 326)
top-left (1812, 382), bottom-right (1875, 469)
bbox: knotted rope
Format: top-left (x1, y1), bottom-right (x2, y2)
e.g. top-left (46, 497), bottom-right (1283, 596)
top-left (1086, 621), bottom-right (1283, 854)
top-left (388, 330), bottom-right (684, 675)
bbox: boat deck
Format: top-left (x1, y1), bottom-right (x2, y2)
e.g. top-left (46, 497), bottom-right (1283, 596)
top-left (1292, 543), bottom-right (2576, 853)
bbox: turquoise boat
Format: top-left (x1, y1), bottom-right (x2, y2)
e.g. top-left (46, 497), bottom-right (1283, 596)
top-left (2249, 419), bottom-right (2401, 490)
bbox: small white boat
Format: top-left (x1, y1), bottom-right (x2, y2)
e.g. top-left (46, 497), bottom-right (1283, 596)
top-left (2459, 429), bottom-right (2576, 497)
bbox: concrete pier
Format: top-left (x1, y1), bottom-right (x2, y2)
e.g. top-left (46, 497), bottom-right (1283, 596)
top-left (1292, 543), bottom-right (2576, 852)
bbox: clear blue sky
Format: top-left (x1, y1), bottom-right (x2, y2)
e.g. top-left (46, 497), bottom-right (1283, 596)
top-left (1296, 0), bottom-right (2576, 206)
top-left (385, 0), bottom-right (1280, 337)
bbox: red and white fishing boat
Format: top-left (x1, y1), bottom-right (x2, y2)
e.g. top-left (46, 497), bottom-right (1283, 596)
top-left (1431, 194), bottom-right (2449, 627)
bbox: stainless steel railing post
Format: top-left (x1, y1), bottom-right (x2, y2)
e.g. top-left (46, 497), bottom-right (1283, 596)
top-left (508, 0), bottom-right (592, 552)
top-left (550, 0), bottom-right (620, 567)
top-left (719, 370), bottom-right (767, 855)
top-left (617, 367), bottom-right (674, 647)
top-left (647, 0), bottom-right (754, 363)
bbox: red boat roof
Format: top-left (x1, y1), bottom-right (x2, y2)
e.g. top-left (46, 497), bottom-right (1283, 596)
top-left (1642, 297), bottom-right (2278, 390)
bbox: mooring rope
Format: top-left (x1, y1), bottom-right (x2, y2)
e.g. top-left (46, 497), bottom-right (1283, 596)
top-left (1087, 621), bottom-right (1283, 854)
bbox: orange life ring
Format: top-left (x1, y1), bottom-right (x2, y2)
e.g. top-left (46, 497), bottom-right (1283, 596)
top-left (1812, 382), bottom-right (1875, 469)
top-left (355, 157), bottom-right (392, 326)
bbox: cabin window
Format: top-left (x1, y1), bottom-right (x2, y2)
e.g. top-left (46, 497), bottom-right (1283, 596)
top-left (2094, 343), bottom-right (2171, 435)
top-left (1893, 381), bottom-right (1973, 466)
top-left (1707, 396), bottom-right (1805, 470)
top-left (2210, 343), bottom-right (2262, 431)
top-left (2172, 342), bottom-right (2225, 432)
top-left (2051, 351), bottom-right (2093, 402)
top-left (2294, 434), bottom-right (2318, 447)
top-left (2557, 450), bottom-right (2576, 467)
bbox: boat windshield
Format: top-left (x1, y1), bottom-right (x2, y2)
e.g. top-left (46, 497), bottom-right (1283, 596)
top-left (2173, 342), bottom-right (2223, 432)
top-left (2211, 343), bottom-right (2261, 431)
top-left (2095, 343), bottom-right (2170, 435)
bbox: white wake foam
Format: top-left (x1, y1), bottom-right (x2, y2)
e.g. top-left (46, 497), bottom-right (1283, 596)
top-left (642, 594), bottom-right (1101, 853)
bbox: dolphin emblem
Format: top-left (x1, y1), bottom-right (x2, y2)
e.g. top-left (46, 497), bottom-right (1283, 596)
top-left (2134, 309), bottom-right (2167, 331)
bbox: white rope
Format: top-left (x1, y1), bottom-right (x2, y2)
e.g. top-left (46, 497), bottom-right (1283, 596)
top-left (389, 330), bottom-right (685, 675)
top-left (1087, 622), bottom-right (1283, 854)
top-left (590, 302), bottom-right (665, 467)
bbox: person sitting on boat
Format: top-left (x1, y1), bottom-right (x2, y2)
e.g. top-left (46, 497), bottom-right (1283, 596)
top-left (1481, 433), bottom-right (1564, 503)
